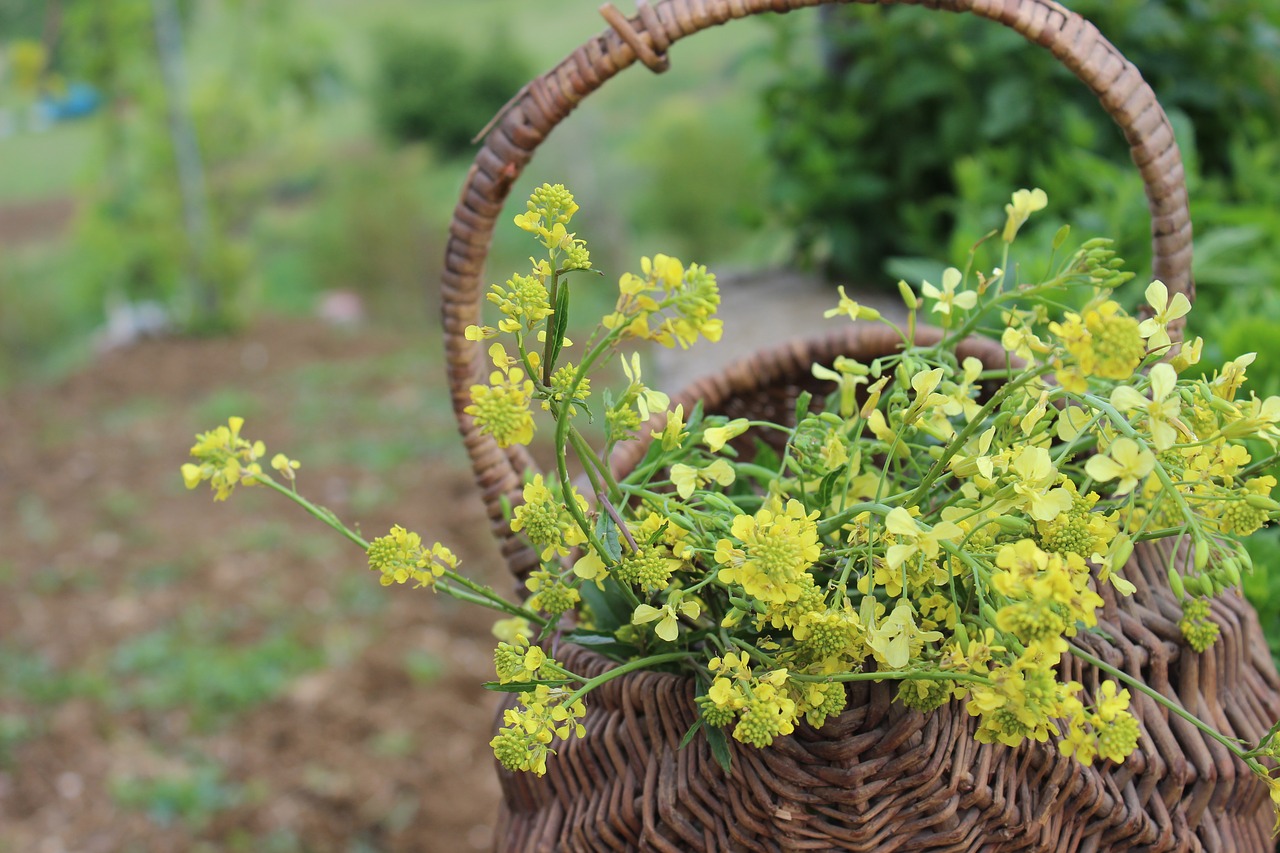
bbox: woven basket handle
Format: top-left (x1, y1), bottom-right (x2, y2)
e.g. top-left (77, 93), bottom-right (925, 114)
top-left (441, 0), bottom-right (1193, 582)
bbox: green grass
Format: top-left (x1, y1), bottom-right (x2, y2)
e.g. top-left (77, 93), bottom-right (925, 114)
top-left (111, 758), bottom-right (243, 829)
top-left (0, 118), bottom-right (98, 200)
top-left (108, 615), bottom-right (325, 730)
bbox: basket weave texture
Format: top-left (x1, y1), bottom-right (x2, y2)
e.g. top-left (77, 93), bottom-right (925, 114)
top-left (439, 1), bottom-right (1280, 850)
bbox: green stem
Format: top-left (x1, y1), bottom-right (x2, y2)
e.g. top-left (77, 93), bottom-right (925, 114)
top-left (569, 426), bottom-right (620, 503)
top-left (249, 472), bottom-right (369, 550)
top-left (788, 669), bottom-right (989, 686)
top-left (247, 471), bottom-right (544, 623)
top-left (907, 364), bottom-right (1052, 507)
top-left (440, 569), bottom-right (547, 625)
top-left (1069, 646), bottom-right (1265, 774)
top-left (815, 501), bottom-right (893, 537)
top-left (564, 651), bottom-right (690, 706)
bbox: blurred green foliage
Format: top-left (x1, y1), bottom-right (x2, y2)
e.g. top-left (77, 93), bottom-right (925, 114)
top-left (61, 0), bottom-right (330, 332)
top-left (111, 760), bottom-right (243, 829)
top-left (371, 28), bottom-right (531, 156)
top-left (761, 1), bottom-right (1280, 284)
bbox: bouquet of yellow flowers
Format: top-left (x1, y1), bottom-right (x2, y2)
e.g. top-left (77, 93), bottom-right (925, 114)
top-left (183, 184), bottom-right (1280, 830)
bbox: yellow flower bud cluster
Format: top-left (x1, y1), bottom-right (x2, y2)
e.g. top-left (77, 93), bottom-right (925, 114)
top-left (180, 416), bottom-right (267, 500)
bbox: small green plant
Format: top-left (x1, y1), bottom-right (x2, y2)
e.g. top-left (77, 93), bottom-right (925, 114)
top-left (111, 760), bottom-right (241, 829)
top-left (182, 185), bottom-right (1280, 823)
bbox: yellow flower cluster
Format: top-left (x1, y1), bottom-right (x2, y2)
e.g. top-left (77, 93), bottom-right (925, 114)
top-left (465, 343), bottom-right (535, 448)
top-left (185, 185), bottom-right (1280, 808)
top-left (180, 416), bottom-right (266, 500)
top-left (604, 254), bottom-right (723, 349)
top-left (366, 524), bottom-right (457, 588)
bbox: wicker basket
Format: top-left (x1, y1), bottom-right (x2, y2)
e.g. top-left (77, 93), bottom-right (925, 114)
top-left (440, 1), bottom-right (1280, 850)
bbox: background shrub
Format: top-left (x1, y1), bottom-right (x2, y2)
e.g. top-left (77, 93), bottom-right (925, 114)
top-left (760, 1), bottom-right (1280, 286)
top-left (371, 28), bottom-right (531, 158)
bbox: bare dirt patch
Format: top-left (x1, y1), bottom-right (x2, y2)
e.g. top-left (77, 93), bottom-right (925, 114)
top-left (0, 317), bottom-right (510, 852)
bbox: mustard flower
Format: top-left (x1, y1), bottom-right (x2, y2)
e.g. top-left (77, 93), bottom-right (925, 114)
top-left (1002, 188), bottom-right (1047, 243)
top-left (1110, 363), bottom-right (1182, 450)
top-left (182, 416), bottom-right (267, 500)
top-left (884, 507), bottom-right (963, 571)
top-left (704, 417), bottom-right (750, 452)
top-left (922, 267), bottom-right (977, 316)
top-left (651, 404), bottom-right (688, 451)
top-left (861, 598), bottom-right (942, 669)
top-left (1008, 446), bottom-right (1073, 522)
top-left (670, 459), bottom-right (735, 499)
top-left (1085, 438), bottom-right (1155, 496)
top-left (823, 285), bottom-right (881, 322)
top-left (620, 352), bottom-right (669, 421)
top-left (1137, 280), bottom-right (1191, 352)
top-left (812, 356), bottom-right (869, 418)
top-left (632, 593), bottom-right (700, 642)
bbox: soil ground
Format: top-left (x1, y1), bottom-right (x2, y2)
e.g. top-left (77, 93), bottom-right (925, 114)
top-left (0, 317), bottom-right (509, 852)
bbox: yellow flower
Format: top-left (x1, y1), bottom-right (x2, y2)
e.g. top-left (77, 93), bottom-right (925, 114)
top-left (1009, 446), bottom-right (1073, 522)
top-left (704, 418), bottom-right (750, 452)
top-left (621, 352), bottom-right (669, 421)
top-left (270, 453), bottom-right (300, 481)
top-left (670, 459), bottom-right (735, 499)
top-left (812, 356), bottom-right (869, 418)
top-left (642, 253), bottom-right (684, 290)
top-left (1085, 437), bottom-right (1155, 496)
top-left (824, 285), bottom-right (882, 322)
top-left (715, 499), bottom-right (821, 606)
top-left (1110, 363), bottom-right (1182, 450)
top-left (861, 598), bottom-right (942, 669)
top-left (884, 507), bottom-right (963, 571)
top-left (651, 404), bottom-right (688, 450)
top-left (491, 616), bottom-right (533, 644)
top-left (1137, 280), bottom-right (1191, 352)
top-left (1001, 324), bottom-right (1047, 363)
top-left (1171, 336), bottom-right (1203, 373)
top-left (922, 267), bottom-right (978, 316)
top-left (632, 595), bottom-right (700, 642)
top-left (1002, 188), bottom-right (1048, 243)
top-left (572, 551), bottom-right (609, 587)
top-left (1212, 353), bottom-right (1256, 400)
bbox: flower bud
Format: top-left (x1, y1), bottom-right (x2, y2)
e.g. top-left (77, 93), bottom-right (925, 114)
top-left (1193, 535), bottom-right (1210, 572)
top-left (1244, 493), bottom-right (1280, 511)
top-left (1167, 567), bottom-right (1185, 599)
top-left (897, 280), bottom-right (918, 311)
top-left (1109, 534), bottom-right (1134, 570)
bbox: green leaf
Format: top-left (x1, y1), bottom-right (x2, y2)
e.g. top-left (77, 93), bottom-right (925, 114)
top-left (594, 511), bottom-right (623, 563)
top-left (705, 721), bottom-right (733, 775)
top-left (564, 630), bottom-right (639, 661)
top-left (548, 282), bottom-right (571, 374)
top-left (678, 718), bottom-right (704, 751)
top-left (815, 465), bottom-right (848, 509)
top-left (482, 678), bottom-right (572, 693)
top-left (751, 439), bottom-right (780, 473)
top-left (576, 575), bottom-right (634, 634)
